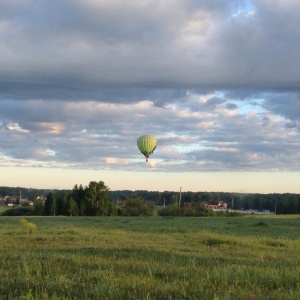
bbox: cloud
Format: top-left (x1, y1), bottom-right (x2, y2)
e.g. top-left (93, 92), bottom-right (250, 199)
top-left (1, 89), bottom-right (300, 172)
top-left (1, 1), bottom-right (300, 175)
top-left (1, 0), bottom-right (300, 96)
top-left (263, 93), bottom-right (300, 121)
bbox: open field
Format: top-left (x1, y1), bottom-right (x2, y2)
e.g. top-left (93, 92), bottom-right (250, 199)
top-left (0, 215), bottom-right (300, 299)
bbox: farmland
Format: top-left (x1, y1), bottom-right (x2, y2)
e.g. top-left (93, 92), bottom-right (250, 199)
top-left (0, 215), bottom-right (300, 299)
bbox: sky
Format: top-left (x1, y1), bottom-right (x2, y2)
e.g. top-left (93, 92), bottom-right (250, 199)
top-left (1, 0), bottom-right (300, 193)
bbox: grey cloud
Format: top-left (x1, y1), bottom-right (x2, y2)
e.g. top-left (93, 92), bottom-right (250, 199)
top-left (0, 81), bottom-right (190, 105)
top-left (1, 0), bottom-right (300, 93)
top-left (1, 1), bottom-right (300, 173)
top-left (285, 121), bottom-right (298, 129)
top-left (263, 93), bottom-right (300, 121)
top-left (203, 97), bottom-right (225, 109)
top-left (225, 103), bottom-right (237, 110)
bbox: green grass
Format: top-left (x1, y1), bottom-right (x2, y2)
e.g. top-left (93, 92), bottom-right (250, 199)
top-left (0, 205), bottom-right (11, 214)
top-left (0, 216), bottom-right (300, 299)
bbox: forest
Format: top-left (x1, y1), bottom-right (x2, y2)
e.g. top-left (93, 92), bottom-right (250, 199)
top-left (1, 183), bottom-right (300, 215)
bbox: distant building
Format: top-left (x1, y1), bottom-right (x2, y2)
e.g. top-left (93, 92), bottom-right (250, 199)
top-left (207, 201), bottom-right (227, 209)
top-left (36, 195), bottom-right (46, 203)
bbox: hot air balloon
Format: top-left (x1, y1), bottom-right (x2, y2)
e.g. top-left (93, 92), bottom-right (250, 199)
top-left (137, 135), bottom-right (157, 162)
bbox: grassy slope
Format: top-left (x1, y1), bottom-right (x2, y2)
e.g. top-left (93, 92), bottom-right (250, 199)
top-left (0, 215), bottom-right (300, 299)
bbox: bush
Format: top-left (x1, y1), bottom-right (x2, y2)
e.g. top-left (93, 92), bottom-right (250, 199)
top-left (1, 206), bottom-right (36, 216)
top-left (20, 218), bottom-right (37, 234)
top-left (1, 203), bottom-right (45, 216)
top-left (158, 202), bottom-right (214, 217)
top-left (120, 198), bottom-right (156, 216)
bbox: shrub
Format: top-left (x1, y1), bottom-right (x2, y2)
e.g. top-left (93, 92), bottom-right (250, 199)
top-left (20, 218), bottom-right (37, 234)
top-left (1, 206), bottom-right (36, 216)
top-left (121, 198), bottom-right (156, 216)
top-left (158, 203), bottom-right (182, 216)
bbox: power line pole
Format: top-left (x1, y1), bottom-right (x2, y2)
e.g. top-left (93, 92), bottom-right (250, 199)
top-left (178, 187), bottom-right (182, 207)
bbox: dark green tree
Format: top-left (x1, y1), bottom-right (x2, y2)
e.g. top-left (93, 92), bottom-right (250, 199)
top-left (33, 199), bottom-right (45, 215)
top-left (73, 184), bottom-right (86, 215)
top-left (84, 181), bottom-right (112, 216)
top-left (57, 193), bottom-right (68, 215)
top-left (45, 192), bottom-right (57, 216)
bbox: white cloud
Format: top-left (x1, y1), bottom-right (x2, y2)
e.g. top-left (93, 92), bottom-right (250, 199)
top-left (5, 122), bottom-right (29, 133)
top-left (34, 148), bottom-right (56, 157)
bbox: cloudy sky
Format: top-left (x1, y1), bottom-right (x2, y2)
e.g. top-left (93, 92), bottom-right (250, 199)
top-left (1, 0), bottom-right (300, 193)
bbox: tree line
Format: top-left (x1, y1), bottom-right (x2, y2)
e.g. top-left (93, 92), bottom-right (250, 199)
top-left (2, 184), bottom-right (300, 215)
top-left (110, 190), bottom-right (300, 214)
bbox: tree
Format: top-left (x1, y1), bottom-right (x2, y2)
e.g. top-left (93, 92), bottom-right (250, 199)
top-left (33, 199), bottom-right (45, 215)
top-left (285, 194), bottom-right (298, 214)
top-left (84, 181), bottom-right (112, 216)
top-left (57, 193), bottom-right (68, 215)
top-left (44, 192), bottom-right (57, 216)
top-left (73, 184), bottom-right (86, 215)
top-left (44, 193), bottom-right (51, 215)
top-left (66, 194), bottom-right (78, 216)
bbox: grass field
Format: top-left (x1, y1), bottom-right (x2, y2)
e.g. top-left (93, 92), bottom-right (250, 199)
top-left (0, 204), bottom-right (10, 214)
top-left (0, 215), bottom-right (300, 299)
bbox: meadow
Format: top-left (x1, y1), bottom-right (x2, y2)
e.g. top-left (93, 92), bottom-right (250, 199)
top-left (0, 215), bottom-right (300, 299)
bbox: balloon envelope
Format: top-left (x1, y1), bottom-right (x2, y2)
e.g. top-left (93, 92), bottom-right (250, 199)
top-left (137, 135), bottom-right (157, 161)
